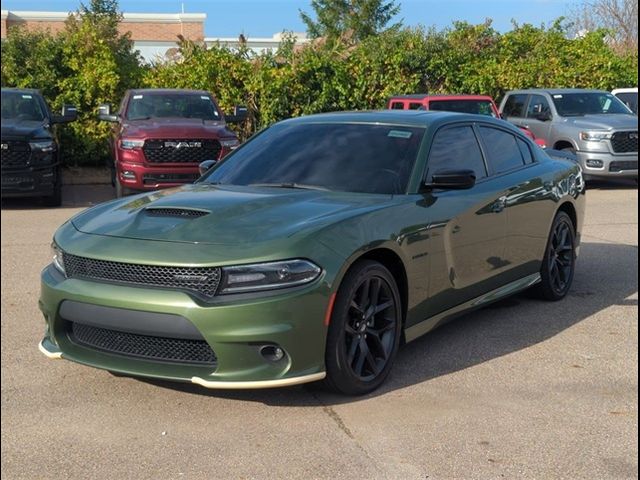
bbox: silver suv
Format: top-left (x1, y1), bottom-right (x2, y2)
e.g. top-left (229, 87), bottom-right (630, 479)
top-left (499, 89), bottom-right (638, 180)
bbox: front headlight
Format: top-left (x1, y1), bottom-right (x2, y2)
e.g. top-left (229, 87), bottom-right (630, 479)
top-left (51, 243), bottom-right (66, 275)
top-left (120, 138), bottom-right (145, 150)
top-left (580, 131), bottom-right (613, 142)
top-left (220, 138), bottom-right (240, 150)
top-left (219, 259), bottom-right (321, 294)
top-left (30, 140), bottom-right (56, 152)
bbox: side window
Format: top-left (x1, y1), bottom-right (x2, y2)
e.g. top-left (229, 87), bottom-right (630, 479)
top-left (502, 94), bottom-right (527, 118)
top-left (526, 95), bottom-right (551, 118)
top-left (427, 126), bottom-right (487, 181)
top-left (517, 138), bottom-right (534, 164)
top-left (409, 102), bottom-right (422, 110)
top-left (479, 126), bottom-right (526, 174)
top-left (390, 102), bottom-right (405, 110)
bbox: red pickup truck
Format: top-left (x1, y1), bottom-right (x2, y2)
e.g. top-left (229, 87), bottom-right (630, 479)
top-left (98, 89), bottom-right (246, 197)
top-left (387, 94), bottom-right (547, 147)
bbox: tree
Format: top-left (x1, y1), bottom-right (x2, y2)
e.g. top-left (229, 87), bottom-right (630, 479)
top-left (300, 0), bottom-right (401, 42)
top-left (568, 0), bottom-right (638, 52)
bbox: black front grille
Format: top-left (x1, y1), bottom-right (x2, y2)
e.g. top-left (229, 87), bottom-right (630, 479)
top-left (145, 207), bottom-right (210, 218)
top-left (1, 141), bottom-right (31, 168)
top-left (143, 139), bottom-right (222, 164)
top-left (68, 321), bottom-right (217, 365)
top-left (611, 131), bottom-right (638, 153)
top-left (63, 253), bottom-right (222, 298)
top-left (609, 160), bottom-right (638, 172)
top-left (142, 173), bottom-right (200, 185)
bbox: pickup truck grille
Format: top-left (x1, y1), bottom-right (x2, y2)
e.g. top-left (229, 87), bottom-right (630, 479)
top-left (63, 253), bottom-right (222, 299)
top-left (1, 141), bottom-right (30, 168)
top-left (611, 131), bottom-right (638, 153)
top-left (142, 139), bottom-right (222, 164)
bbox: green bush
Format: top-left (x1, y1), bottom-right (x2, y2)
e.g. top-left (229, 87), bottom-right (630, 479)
top-left (2, 11), bottom-right (637, 166)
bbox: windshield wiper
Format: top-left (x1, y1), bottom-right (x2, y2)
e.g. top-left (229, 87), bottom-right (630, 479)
top-left (248, 182), bottom-right (331, 191)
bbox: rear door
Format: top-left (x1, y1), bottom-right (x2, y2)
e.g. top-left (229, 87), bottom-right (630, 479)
top-left (476, 124), bottom-right (549, 282)
top-left (421, 123), bottom-right (508, 319)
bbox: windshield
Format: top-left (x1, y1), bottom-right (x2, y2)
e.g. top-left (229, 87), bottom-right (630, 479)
top-left (1, 91), bottom-right (46, 122)
top-left (551, 92), bottom-right (631, 116)
top-left (201, 122), bottom-right (425, 194)
top-left (429, 99), bottom-right (498, 117)
top-left (126, 93), bottom-right (221, 121)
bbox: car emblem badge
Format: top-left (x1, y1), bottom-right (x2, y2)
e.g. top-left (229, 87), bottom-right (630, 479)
top-left (173, 274), bottom-right (208, 282)
top-left (629, 133), bottom-right (638, 140)
top-left (164, 141), bottom-right (202, 149)
top-left (0, 143), bottom-right (8, 150)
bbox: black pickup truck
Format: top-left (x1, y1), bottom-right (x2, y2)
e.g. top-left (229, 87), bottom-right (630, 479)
top-left (1, 88), bottom-right (77, 206)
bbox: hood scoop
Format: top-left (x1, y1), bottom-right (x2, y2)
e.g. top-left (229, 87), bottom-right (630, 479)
top-left (144, 207), bottom-right (210, 218)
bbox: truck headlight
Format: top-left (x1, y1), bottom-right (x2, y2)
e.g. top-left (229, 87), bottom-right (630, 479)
top-left (120, 139), bottom-right (145, 150)
top-left (51, 243), bottom-right (66, 275)
top-left (30, 140), bottom-right (56, 152)
top-left (220, 138), bottom-right (240, 150)
top-left (580, 131), bottom-right (612, 142)
top-left (219, 259), bottom-right (321, 294)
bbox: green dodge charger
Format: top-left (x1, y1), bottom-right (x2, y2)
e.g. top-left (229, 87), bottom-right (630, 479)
top-left (39, 111), bottom-right (585, 395)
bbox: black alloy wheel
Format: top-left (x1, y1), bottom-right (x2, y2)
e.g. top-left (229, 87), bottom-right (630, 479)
top-left (325, 260), bottom-right (402, 395)
top-left (536, 211), bottom-right (576, 301)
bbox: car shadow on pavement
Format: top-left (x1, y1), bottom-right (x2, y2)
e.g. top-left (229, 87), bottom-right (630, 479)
top-left (585, 178), bottom-right (638, 190)
top-left (139, 241), bottom-right (638, 405)
top-left (0, 185), bottom-right (114, 210)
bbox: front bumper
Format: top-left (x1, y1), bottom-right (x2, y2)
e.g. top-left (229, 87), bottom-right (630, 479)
top-left (117, 161), bottom-right (201, 191)
top-left (1, 164), bottom-right (59, 197)
top-left (39, 264), bottom-right (330, 388)
top-left (575, 150), bottom-right (638, 178)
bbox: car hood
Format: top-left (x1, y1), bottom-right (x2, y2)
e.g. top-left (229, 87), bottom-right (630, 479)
top-left (1, 119), bottom-right (51, 140)
top-left (71, 184), bottom-right (393, 245)
top-left (564, 114), bottom-right (638, 131)
top-left (121, 118), bottom-right (235, 139)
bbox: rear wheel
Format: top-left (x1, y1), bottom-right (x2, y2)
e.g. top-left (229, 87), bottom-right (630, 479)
top-left (324, 260), bottom-right (402, 395)
top-left (535, 211), bottom-right (576, 301)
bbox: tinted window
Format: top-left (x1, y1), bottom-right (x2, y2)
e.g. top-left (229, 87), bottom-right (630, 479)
top-left (204, 123), bottom-right (425, 194)
top-left (430, 99), bottom-right (497, 117)
top-left (517, 138), bottom-right (534, 164)
top-left (390, 102), bottom-right (405, 110)
top-left (479, 126), bottom-right (526, 174)
top-left (0, 91), bottom-right (47, 121)
top-left (551, 92), bottom-right (631, 116)
top-left (613, 92), bottom-right (638, 113)
top-left (526, 95), bottom-right (551, 119)
top-left (426, 126), bottom-right (487, 181)
top-left (126, 93), bottom-right (221, 121)
top-left (409, 103), bottom-right (422, 110)
top-left (502, 94), bottom-right (527, 118)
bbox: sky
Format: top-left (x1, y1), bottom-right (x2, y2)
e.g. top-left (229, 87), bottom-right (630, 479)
top-left (1, 0), bottom-right (577, 38)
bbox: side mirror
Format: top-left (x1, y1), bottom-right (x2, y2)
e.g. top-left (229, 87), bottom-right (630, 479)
top-left (535, 111), bottom-right (552, 122)
top-left (51, 104), bottom-right (78, 124)
top-left (198, 159), bottom-right (217, 176)
top-left (97, 103), bottom-right (118, 122)
top-left (225, 105), bottom-right (248, 123)
top-left (423, 169), bottom-right (476, 190)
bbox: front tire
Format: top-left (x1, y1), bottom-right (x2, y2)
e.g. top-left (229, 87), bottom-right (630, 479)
top-left (535, 211), bottom-right (576, 301)
top-left (324, 260), bottom-right (402, 395)
top-left (43, 168), bottom-right (62, 207)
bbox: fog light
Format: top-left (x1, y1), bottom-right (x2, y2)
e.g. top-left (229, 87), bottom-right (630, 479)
top-left (260, 345), bottom-right (285, 362)
top-left (121, 170), bottom-right (136, 179)
top-left (585, 159), bottom-right (604, 168)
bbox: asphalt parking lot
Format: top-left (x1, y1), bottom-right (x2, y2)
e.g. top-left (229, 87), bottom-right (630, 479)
top-left (1, 181), bottom-right (638, 479)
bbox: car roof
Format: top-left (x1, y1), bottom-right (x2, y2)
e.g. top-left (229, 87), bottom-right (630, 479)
top-left (612, 88), bottom-right (638, 94)
top-left (389, 94), bottom-right (494, 101)
top-left (1, 87), bottom-right (42, 95)
top-left (128, 88), bottom-right (212, 95)
top-left (280, 110), bottom-right (521, 132)
top-left (505, 88), bottom-right (609, 95)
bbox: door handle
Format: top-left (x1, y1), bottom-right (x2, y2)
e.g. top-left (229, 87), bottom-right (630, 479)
top-left (492, 196), bottom-right (507, 213)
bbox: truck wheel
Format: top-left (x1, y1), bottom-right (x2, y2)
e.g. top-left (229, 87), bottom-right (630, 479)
top-left (115, 180), bottom-right (131, 198)
top-left (43, 171), bottom-right (62, 207)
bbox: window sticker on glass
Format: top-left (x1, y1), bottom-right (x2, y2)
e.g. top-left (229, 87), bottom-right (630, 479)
top-left (388, 130), bottom-right (413, 139)
top-left (200, 96), bottom-right (210, 100)
top-left (21, 94), bottom-right (32, 99)
top-left (133, 94), bottom-right (143, 99)
top-left (553, 94), bottom-right (563, 99)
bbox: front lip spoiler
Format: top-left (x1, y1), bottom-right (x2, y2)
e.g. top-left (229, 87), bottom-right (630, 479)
top-left (38, 339), bottom-right (326, 389)
top-left (191, 372), bottom-right (326, 390)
